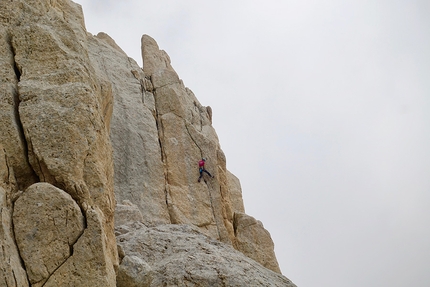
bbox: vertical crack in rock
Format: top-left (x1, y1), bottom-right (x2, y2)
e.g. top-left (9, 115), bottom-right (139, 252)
top-left (24, 133), bottom-right (53, 185)
top-left (11, 270), bottom-right (18, 287)
top-left (185, 121), bottom-right (224, 240)
top-left (8, 35), bottom-right (39, 190)
top-left (12, 59), bottom-right (20, 82)
top-left (192, 101), bottom-right (204, 132)
top-left (151, 87), bottom-right (172, 222)
top-left (2, 148), bottom-right (11, 186)
top-left (185, 123), bottom-right (203, 157)
top-left (128, 58), bottom-right (145, 97)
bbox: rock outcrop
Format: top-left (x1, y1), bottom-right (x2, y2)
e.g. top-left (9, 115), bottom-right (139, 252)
top-left (114, 207), bottom-right (295, 287)
top-left (0, 0), bottom-right (117, 286)
top-left (13, 183), bottom-right (85, 287)
top-left (0, 0), bottom-right (296, 286)
top-left (0, 146), bottom-right (29, 287)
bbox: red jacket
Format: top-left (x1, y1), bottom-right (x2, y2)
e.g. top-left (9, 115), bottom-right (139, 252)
top-left (198, 160), bottom-right (205, 167)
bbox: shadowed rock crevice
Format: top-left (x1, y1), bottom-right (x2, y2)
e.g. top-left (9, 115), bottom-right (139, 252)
top-left (4, 34), bottom-right (40, 191)
top-left (152, 93), bottom-right (173, 223)
top-left (25, 134), bottom-right (55, 185)
top-left (11, 56), bottom-right (20, 82)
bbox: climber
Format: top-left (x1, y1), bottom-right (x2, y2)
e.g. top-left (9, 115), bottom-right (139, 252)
top-left (198, 158), bottom-right (214, 182)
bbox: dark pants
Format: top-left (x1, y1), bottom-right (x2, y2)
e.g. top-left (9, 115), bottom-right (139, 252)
top-left (198, 168), bottom-right (212, 181)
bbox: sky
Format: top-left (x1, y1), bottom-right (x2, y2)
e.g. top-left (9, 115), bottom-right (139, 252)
top-left (74, 1), bottom-right (430, 286)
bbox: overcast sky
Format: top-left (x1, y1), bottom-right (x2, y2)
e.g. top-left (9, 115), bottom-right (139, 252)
top-left (74, 1), bottom-right (430, 286)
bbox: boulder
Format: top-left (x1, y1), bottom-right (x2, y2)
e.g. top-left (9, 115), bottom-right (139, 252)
top-left (116, 222), bottom-right (296, 287)
top-left (13, 183), bottom-right (85, 286)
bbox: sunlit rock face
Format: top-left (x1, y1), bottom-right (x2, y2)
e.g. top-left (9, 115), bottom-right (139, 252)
top-left (0, 0), bottom-right (294, 286)
top-left (0, 0), bottom-right (117, 286)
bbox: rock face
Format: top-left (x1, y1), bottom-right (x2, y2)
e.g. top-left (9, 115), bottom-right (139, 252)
top-left (141, 34), bottom-right (234, 244)
top-left (0, 0), bottom-right (117, 286)
top-left (115, 215), bottom-right (295, 287)
top-left (0, 0), bottom-right (295, 286)
top-left (234, 212), bottom-right (282, 273)
top-left (0, 146), bottom-right (29, 287)
top-left (87, 32), bottom-right (169, 226)
top-left (13, 183), bottom-right (85, 287)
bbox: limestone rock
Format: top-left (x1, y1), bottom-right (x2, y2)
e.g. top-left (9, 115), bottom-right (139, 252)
top-left (13, 183), bottom-right (85, 287)
top-left (227, 170), bottom-right (245, 213)
top-left (117, 255), bottom-right (153, 287)
top-left (234, 212), bottom-right (282, 273)
top-left (116, 222), bottom-right (296, 287)
top-left (0, 146), bottom-right (29, 287)
top-left (87, 32), bottom-right (169, 226)
top-left (141, 34), bottom-right (237, 245)
top-left (11, 0), bottom-right (115, 217)
top-left (0, 26), bottom-right (38, 191)
top-left (0, 187), bottom-right (29, 287)
top-left (42, 207), bottom-right (117, 287)
top-left (0, 0), bottom-right (118, 285)
top-left (107, 32), bottom-right (283, 275)
top-left (0, 145), bottom-right (10, 188)
top-left (115, 201), bottom-right (145, 228)
top-left (141, 35), bottom-right (174, 77)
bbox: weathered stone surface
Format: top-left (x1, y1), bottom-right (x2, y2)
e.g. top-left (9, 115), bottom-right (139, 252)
top-left (141, 35), bottom-right (236, 245)
top-left (234, 212), bottom-right (282, 273)
top-left (11, 1), bottom-right (115, 216)
top-left (0, 146), bottom-right (29, 287)
top-left (13, 183), bottom-right (85, 287)
top-left (116, 222), bottom-right (296, 287)
top-left (0, 188), bottom-right (29, 287)
top-left (42, 208), bottom-right (117, 287)
top-left (141, 34), bottom-right (174, 77)
top-left (227, 170), bottom-right (245, 214)
top-left (0, 145), bottom-right (10, 188)
top-left (115, 201), bottom-right (144, 228)
top-left (0, 26), bottom-right (38, 191)
top-left (117, 255), bottom-right (153, 287)
top-left (0, 0), bottom-right (118, 285)
top-left (87, 32), bottom-right (169, 226)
